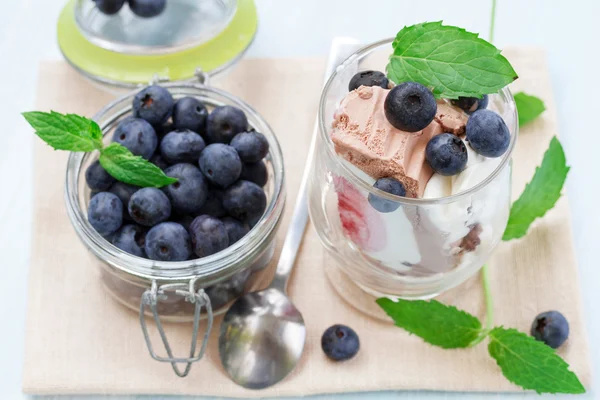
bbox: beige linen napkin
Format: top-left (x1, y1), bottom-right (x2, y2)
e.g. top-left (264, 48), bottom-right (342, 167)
top-left (23, 49), bottom-right (591, 396)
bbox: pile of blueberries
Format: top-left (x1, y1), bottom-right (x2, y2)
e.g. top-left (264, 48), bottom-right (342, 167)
top-left (349, 71), bottom-right (510, 212)
top-left (87, 85), bottom-right (270, 262)
top-left (93, 0), bottom-right (166, 18)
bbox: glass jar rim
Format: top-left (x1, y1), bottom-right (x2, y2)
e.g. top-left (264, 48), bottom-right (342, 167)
top-left (318, 37), bottom-right (519, 206)
top-left (65, 83), bottom-right (286, 282)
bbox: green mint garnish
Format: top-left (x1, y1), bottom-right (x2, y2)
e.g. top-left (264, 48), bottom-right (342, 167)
top-left (99, 143), bottom-right (177, 187)
top-left (503, 136), bottom-right (569, 240)
top-left (386, 21), bottom-right (518, 99)
top-left (514, 92), bottom-right (546, 126)
top-left (376, 298), bottom-right (481, 348)
top-left (23, 111), bottom-right (176, 188)
top-left (488, 327), bottom-right (585, 394)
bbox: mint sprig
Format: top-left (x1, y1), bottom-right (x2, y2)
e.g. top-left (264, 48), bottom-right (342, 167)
top-left (503, 137), bottom-right (569, 240)
top-left (514, 92), bottom-right (546, 126)
top-left (377, 294), bottom-right (585, 394)
top-left (386, 22), bottom-right (518, 99)
top-left (23, 111), bottom-right (176, 188)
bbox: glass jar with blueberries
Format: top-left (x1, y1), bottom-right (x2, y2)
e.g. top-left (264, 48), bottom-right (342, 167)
top-left (307, 39), bottom-right (518, 318)
top-left (65, 80), bottom-right (285, 375)
top-left (58, 0), bottom-right (258, 91)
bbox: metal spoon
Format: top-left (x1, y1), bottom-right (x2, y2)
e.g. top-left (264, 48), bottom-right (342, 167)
top-left (218, 38), bottom-right (361, 390)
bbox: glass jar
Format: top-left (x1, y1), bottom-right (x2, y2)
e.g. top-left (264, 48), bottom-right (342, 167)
top-left (57, 0), bottom-right (258, 91)
top-left (307, 39), bottom-right (518, 316)
top-left (64, 82), bottom-right (285, 375)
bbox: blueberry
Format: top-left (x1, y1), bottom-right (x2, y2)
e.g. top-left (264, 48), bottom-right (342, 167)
top-left (172, 97), bottom-right (208, 133)
top-left (368, 177), bottom-right (406, 213)
top-left (189, 215), bottom-right (229, 258)
top-left (466, 109), bottom-right (510, 158)
top-left (163, 163), bottom-right (208, 214)
top-left (88, 192), bottom-right (123, 236)
top-left (132, 85), bottom-right (174, 125)
top-left (160, 129), bottom-right (206, 164)
top-left (205, 269), bottom-right (252, 309)
top-left (321, 324), bottom-right (360, 361)
top-left (112, 118), bottom-right (158, 159)
top-left (172, 214), bottom-right (194, 233)
top-left (222, 216), bottom-right (250, 244)
top-left (108, 181), bottom-right (139, 221)
top-left (451, 95), bottom-right (489, 114)
top-left (531, 311), bottom-right (569, 349)
top-left (222, 180), bottom-right (266, 222)
top-left (154, 122), bottom-right (174, 139)
top-left (150, 153), bottom-right (169, 170)
top-left (348, 70), bottom-right (389, 91)
top-left (145, 222), bottom-right (191, 261)
top-left (112, 224), bottom-right (147, 257)
top-left (196, 188), bottom-right (226, 218)
top-left (93, 0), bottom-right (125, 14)
top-left (230, 131), bottom-right (269, 163)
top-left (198, 143), bottom-right (242, 188)
top-left (128, 187), bottom-right (171, 226)
top-left (128, 0), bottom-right (166, 18)
top-left (384, 82), bottom-right (437, 132)
top-left (205, 105), bottom-right (248, 144)
top-left (240, 161), bottom-right (268, 187)
top-left (85, 160), bottom-right (115, 191)
top-left (425, 133), bottom-right (468, 176)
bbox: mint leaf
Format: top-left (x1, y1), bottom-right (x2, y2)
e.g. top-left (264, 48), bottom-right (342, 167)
top-left (99, 143), bottom-right (177, 188)
top-left (488, 327), bottom-right (585, 394)
top-left (386, 22), bottom-right (518, 99)
top-left (514, 92), bottom-right (546, 126)
top-left (376, 298), bottom-right (482, 348)
top-left (23, 111), bottom-right (103, 152)
top-left (503, 137), bottom-right (569, 240)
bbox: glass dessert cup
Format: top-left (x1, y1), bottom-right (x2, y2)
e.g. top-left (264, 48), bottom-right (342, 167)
top-left (64, 83), bottom-right (285, 374)
top-left (307, 39), bottom-right (518, 318)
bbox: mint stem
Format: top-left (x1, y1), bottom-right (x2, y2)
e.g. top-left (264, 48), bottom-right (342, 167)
top-left (489, 0), bottom-right (497, 43)
top-left (469, 265), bottom-right (495, 346)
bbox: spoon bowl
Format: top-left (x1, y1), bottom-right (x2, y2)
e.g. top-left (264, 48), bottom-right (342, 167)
top-left (218, 288), bottom-right (306, 389)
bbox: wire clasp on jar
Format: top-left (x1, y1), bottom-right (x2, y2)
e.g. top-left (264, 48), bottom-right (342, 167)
top-left (139, 278), bottom-right (213, 378)
top-left (148, 68), bottom-right (211, 88)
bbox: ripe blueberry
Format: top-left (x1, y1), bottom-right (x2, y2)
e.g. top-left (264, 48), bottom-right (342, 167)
top-left (384, 82), bottom-right (437, 132)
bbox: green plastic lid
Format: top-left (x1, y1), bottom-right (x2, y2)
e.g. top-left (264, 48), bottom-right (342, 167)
top-left (57, 0), bottom-right (258, 87)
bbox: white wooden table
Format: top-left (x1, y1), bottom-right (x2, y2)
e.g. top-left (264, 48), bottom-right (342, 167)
top-left (1, 0), bottom-right (598, 398)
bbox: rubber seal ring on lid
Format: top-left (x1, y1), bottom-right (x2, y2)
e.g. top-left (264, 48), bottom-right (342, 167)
top-left (139, 279), bottom-right (213, 377)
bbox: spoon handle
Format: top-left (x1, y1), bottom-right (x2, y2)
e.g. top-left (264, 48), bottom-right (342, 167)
top-left (270, 38), bottom-right (362, 292)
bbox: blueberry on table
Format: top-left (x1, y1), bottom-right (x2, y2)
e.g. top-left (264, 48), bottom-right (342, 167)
top-left (163, 163), bottom-right (208, 215)
top-left (149, 153), bottom-right (169, 170)
top-left (128, 0), bottom-right (167, 18)
top-left (189, 215), bottom-right (229, 258)
top-left (425, 133), bottom-right (468, 176)
top-left (160, 129), bottom-right (206, 164)
top-left (451, 95), bottom-right (489, 114)
top-left (230, 131), bottom-right (269, 163)
top-left (172, 97), bottom-right (208, 133)
top-left (85, 160), bottom-right (115, 191)
top-left (384, 82), bottom-right (437, 132)
top-left (199, 143), bottom-right (242, 188)
top-left (466, 109), bottom-right (510, 158)
top-left (531, 311), bottom-right (570, 349)
top-left (205, 105), bottom-right (248, 144)
top-left (112, 224), bottom-right (147, 257)
top-left (128, 187), bottom-right (171, 227)
top-left (145, 222), bottom-right (192, 261)
top-left (348, 70), bottom-right (389, 91)
top-left (112, 118), bottom-right (158, 159)
top-left (368, 177), bottom-right (406, 213)
top-left (109, 181), bottom-right (139, 221)
top-left (93, 0), bottom-right (126, 15)
top-left (88, 192), bottom-right (123, 236)
top-left (221, 216), bottom-right (250, 244)
top-left (321, 324), bottom-right (360, 361)
top-left (222, 180), bottom-right (267, 222)
top-left (197, 188), bottom-right (227, 218)
top-left (132, 85), bottom-right (174, 126)
top-left (240, 161), bottom-right (268, 187)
